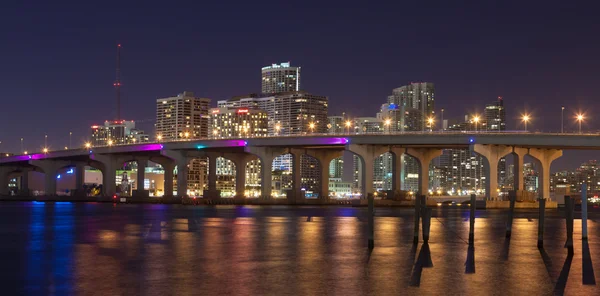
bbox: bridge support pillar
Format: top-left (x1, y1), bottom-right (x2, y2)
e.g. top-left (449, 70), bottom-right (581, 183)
top-left (305, 149), bottom-right (343, 200)
top-left (390, 148), bottom-right (405, 194)
top-left (0, 167), bottom-right (11, 195)
top-left (161, 150), bottom-right (190, 198)
top-left (405, 148), bottom-right (443, 197)
top-left (291, 152), bottom-right (302, 201)
top-left (73, 163), bottom-right (86, 196)
top-left (473, 145), bottom-right (513, 200)
top-left (162, 162), bottom-right (174, 197)
top-left (245, 147), bottom-right (288, 198)
top-left (20, 170), bottom-right (30, 195)
top-left (134, 159), bottom-right (148, 197)
top-left (225, 153), bottom-right (254, 198)
top-left (512, 147), bottom-right (528, 192)
top-left (347, 144), bottom-right (390, 198)
top-left (342, 150), bottom-right (355, 184)
top-left (527, 148), bottom-right (562, 200)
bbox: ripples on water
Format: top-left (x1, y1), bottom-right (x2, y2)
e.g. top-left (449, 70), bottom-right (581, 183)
top-left (0, 202), bottom-right (598, 295)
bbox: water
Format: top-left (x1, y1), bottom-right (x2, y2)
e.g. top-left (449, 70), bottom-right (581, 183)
top-left (0, 202), bottom-right (599, 295)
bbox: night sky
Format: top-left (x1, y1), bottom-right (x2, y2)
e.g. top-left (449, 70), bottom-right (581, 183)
top-left (1, 1), bottom-right (599, 171)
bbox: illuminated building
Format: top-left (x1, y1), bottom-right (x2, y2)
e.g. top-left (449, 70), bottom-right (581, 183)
top-left (261, 62), bottom-right (300, 94)
top-left (90, 120), bottom-right (148, 146)
top-left (155, 91), bottom-right (211, 140)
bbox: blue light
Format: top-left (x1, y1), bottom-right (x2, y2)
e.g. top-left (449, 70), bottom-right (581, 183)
top-left (388, 103), bottom-right (398, 110)
top-left (469, 138), bottom-right (475, 143)
top-left (28, 155), bottom-right (32, 159)
top-left (56, 174), bottom-right (61, 179)
top-left (196, 145), bottom-right (206, 149)
top-left (244, 141), bottom-right (248, 146)
top-left (89, 150), bottom-right (93, 154)
top-left (66, 168), bottom-right (74, 174)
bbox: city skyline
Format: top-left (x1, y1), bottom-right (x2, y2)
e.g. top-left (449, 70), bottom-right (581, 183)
top-left (1, 2), bottom-right (599, 171)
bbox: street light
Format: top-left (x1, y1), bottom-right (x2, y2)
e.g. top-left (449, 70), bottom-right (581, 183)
top-left (309, 122), bottom-right (315, 133)
top-left (522, 114), bottom-right (530, 132)
top-left (427, 117), bottom-right (435, 132)
top-left (275, 124), bottom-right (281, 135)
top-left (345, 121), bottom-right (352, 134)
top-left (43, 148), bottom-right (48, 153)
top-left (85, 142), bottom-right (91, 149)
top-left (473, 116), bottom-right (480, 131)
top-left (45, 134), bottom-right (47, 148)
top-left (561, 106), bottom-right (565, 133)
top-left (69, 131), bottom-right (72, 149)
top-left (108, 140), bottom-right (114, 146)
top-left (212, 129), bottom-right (219, 138)
top-left (21, 137), bottom-right (24, 154)
top-left (384, 118), bottom-right (391, 134)
top-left (157, 135), bottom-right (163, 141)
top-left (184, 132), bottom-right (190, 139)
top-left (576, 114), bottom-right (585, 134)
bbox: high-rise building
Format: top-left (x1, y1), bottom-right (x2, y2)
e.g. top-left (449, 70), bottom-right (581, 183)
top-left (155, 91), bottom-right (211, 140)
top-left (210, 107), bottom-right (269, 138)
top-left (218, 91), bottom-right (328, 135)
top-left (387, 82), bottom-right (435, 131)
top-left (91, 120), bottom-right (148, 146)
top-left (328, 116), bottom-right (345, 134)
top-left (261, 62), bottom-right (301, 94)
top-left (484, 97), bottom-right (506, 131)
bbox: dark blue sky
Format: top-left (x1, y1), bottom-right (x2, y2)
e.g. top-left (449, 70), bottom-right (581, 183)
top-left (1, 1), bottom-right (599, 170)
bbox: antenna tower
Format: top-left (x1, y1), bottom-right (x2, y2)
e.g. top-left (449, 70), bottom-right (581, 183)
top-left (114, 44), bottom-right (122, 120)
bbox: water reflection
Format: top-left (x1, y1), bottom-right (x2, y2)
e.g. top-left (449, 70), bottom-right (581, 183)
top-left (465, 245), bottom-right (475, 274)
top-left (409, 242), bottom-right (433, 287)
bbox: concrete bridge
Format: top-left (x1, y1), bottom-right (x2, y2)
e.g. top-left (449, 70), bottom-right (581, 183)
top-left (1, 132), bottom-right (599, 200)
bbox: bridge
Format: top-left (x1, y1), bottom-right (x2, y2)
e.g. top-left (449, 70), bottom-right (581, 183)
top-left (0, 132), bottom-right (599, 200)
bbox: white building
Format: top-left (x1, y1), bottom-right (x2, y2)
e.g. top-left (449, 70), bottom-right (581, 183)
top-left (155, 91), bottom-right (211, 140)
top-left (261, 62), bottom-right (300, 94)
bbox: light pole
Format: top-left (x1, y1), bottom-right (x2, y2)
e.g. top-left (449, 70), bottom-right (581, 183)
top-left (20, 138), bottom-right (24, 154)
top-left (45, 134), bottom-right (47, 148)
top-left (275, 124), bottom-right (281, 136)
top-left (69, 132), bottom-right (72, 149)
top-left (473, 116), bottom-right (480, 132)
top-left (441, 108), bottom-right (444, 131)
top-left (309, 122), bottom-right (315, 134)
top-left (522, 114), bottom-right (530, 132)
top-left (577, 114), bottom-right (585, 134)
top-left (384, 118), bottom-right (391, 134)
top-left (561, 106), bottom-right (565, 133)
top-left (157, 135), bottom-right (162, 142)
top-left (345, 121), bottom-right (352, 135)
top-left (427, 117), bottom-right (434, 132)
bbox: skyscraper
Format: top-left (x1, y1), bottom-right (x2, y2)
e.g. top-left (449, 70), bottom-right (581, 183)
top-left (484, 97), bottom-right (506, 131)
top-left (387, 82), bottom-right (435, 131)
top-left (155, 91), bottom-right (211, 140)
top-left (261, 62), bottom-right (301, 94)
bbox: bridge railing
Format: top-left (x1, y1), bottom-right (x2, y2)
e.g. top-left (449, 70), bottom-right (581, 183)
top-left (11, 129), bottom-right (600, 156)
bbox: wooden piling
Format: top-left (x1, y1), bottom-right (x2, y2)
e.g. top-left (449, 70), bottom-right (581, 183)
top-left (506, 190), bottom-right (516, 238)
top-left (469, 194), bottom-right (476, 244)
top-left (537, 198), bottom-right (545, 248)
